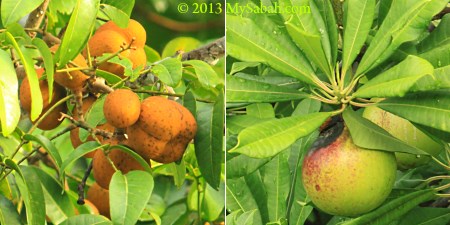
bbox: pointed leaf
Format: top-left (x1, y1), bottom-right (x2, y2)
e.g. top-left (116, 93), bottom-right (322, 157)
top-left (230, 112), bottom-right (331, 158)
top-left (226, 15), bottom-right (316, 86)
top-left (194, 91), bottom-right (224, 189)
top-left (0, 49), bottom-right (20, 136)
top-left (314, 0), bottom-right (338, 65)
top-left (354, 56), bottom-right (435, 98)
top-left (184, 60), bottom-right (223, 88)
top-left (343, 108), bottom-right (428, 155)
top-left (23, 134), bottom-right (62, 172)
top-left (1, 0), bottom-right (44, 26)
top-left (110, 171), bottom-right (154, 225)
top-left (244, 171), bottom-right (269, 223)
top-left (226, 75), bottom-right (308, 103)
top-left (342, 0), bottom-right (375, 74)
top-left (357, 0), bottom-right (448, 75)
top-left (378, 90), bottom-right (450, 132)
top-left (5, 32), bottom-right (43, 120)
top-left (56, 0), bottom-right (100, 67)
top-left (99, 4), bottom-right (129, 28)
top-left (32, 38), bottom-right (54, 101)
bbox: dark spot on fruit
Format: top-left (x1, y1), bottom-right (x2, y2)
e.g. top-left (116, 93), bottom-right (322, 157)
top-left (315, 184), bottom-right (321, 191)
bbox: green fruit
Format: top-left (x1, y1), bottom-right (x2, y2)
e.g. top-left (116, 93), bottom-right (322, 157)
top-left (363, 106), bottom-right (443, 170)
top-left (302, 128), bottom-right (396, 217)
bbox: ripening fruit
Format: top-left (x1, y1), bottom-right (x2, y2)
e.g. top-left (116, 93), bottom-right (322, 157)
top-left (19, 68), bottom-right (67, 130)
top-left (84, 19), bottom-right (147, 77)
top-left (302, 127), bottom-right (396, 217)
top-left (70, 96), bottom-right (115, 157)
top-left (103, 89), bottom-right (140, 128)
top-left (93, 137), bottom-right (145, 189)
top-left (50, 45), bottom-right (89, 91)
top-left (363, 106), bottom-right (443, 169)
top-left (127, 96), bottom-right (197, 163)
top-left (86, 182), bottom-right (110, 218)
top-left (83, 29), bottom-right (130, 76)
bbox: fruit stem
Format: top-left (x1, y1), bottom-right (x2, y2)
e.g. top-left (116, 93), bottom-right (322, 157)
top-left (432, 156), bottom-right (450, 170)
top-left (77, 161), bottom-right (93, 204)
top-left (56, 67), bottom-right (92, 73)
top-left (435, 182), bottom-right (450, 191)
top-left (349, 100), bottom-right (377, 108)
top-left (424, 175), bottom-right (450, 183)
top-left (331, 104), bottom-right (347, 116)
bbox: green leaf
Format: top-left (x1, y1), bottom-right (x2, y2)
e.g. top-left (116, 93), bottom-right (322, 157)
top-left (341, 0), bottom-right (375, 75)
top-left (1, 0), bottom-right (44, 26)
top-left (230, 112), bottom-right (331, 158)
top-left (226, 15), bottom-right (316, 86)
top-left (31, 167), bottom-right (75, 224)
top-left (226, 75), bottom-right (308, 103)
top-left (112, 145), bottom-right (152, 173)
top-left (0, 49), bottom-right (20, 136)
top-left (99, 4), bottom-right (129, 28)
top-left (184, 60), bottom-right (223, 88)
top-left (342, 189), bottom-right (436, 225)
top-left (0, 194), bottom-right (22, 225)
top-left (377, 90), bottom-right (450, 132)
top-left (96, 69), bottom-right (122, 85)
top-left (235, 209), bottom-right (257, 225)
top-left (160, 203), bottom-right (187, 225)
top-left (279, 0), bottom-right (331, 76)
top-left (226, 177), bottom-right (263, 225)
top-left (230, 62), bottom-right (260, 75)
top-left (314, 0), bottom-right (338, 65)
top-left (101, 0), bottom-right (134, 16)
top-left (60, 142), bottom-right (102, 174)
top-left (152, 58), bottom-right (182, 87)
top-left (377, 0), bottom-right (393, 27)
top-left (417, 14), bottom-right (450, 53)
top-left (354, 56), bottom-right (435, 98)
top-left (291, 98), bottom-right (321, 116)
top-left (56, 0), bottom-right (100, 67)
top-left (398, 207), bottom-right (450, 225)
top-left (14, 166), bottom-right (46, 225)
top-left (246, 103), bottom-right (275, 119)
top-left (434, 66), bottom-right (450, 88)
top-left (343, 108), bottom-right (428, 155)
top-left (165, 161), bottom-right (186, 188)
top-left (226, 149), bottom-right (271, 179)
top-left (356, 0), bottom-right (448, 75)
top-left (5, 32), bottom-right (43, 121)
top-left (243, 171), bottom-right (269, 223)
top-left (23, 134), bottom-right (62, 172)
top-left (418, 43), bottom-right (450, 68)
top-left (60, 214), bottom-right (112, 225)
top-left (194, 92), bottom-right (224, 189)
top-left (262, 152), bottom-right (290, 222)
top-left (287, 133), bottom-right (317, 225)
top-left (110, 171), bottom-right (154, 225)
top-left (202, 183), bottom-right (225, 221)
top-left (79, 96), bottom-right (105, 141)
top-left (144, 45), bottom-right (161, 63)
top-left (227, 115), bottom-right (273, 135)
top-left (32, 38), bottom-right (55, 101)
top-left (161, 37), bottom-right (201, 58)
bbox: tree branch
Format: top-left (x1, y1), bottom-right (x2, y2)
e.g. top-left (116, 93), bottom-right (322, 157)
top-left (180, 37), bottom-right (225, 64)
top-left (24, 0), bottom-right (50, 38)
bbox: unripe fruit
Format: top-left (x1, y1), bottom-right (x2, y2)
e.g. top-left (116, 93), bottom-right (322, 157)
top-left (103, 89), bottom-right (140, 128)
top-left (302, 127), bottom-right (396, 217)
top-left (363, 106), bottom-right (443, 169)
top-left (70, 96), bottom-right (114, 157)
top-left (50, 45), bottom-right (89, 91)
top-left (19, 68), bottom-right (67, 130)
top-left (86, 182), bottom-right (110, 218)
top-left (127, 96), bottom-right (197, 163)
top-left (93, 137), bottom-right (145, 189)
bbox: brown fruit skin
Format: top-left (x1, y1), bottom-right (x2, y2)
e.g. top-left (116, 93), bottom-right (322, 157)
top-left (103, 89), bottom-right (141, 128)
top-left (85, 19), bottom-right (147, 77)
top-left (93, 137), bottom-right (146, 190)
top-left (70, 96), bottom-right (115, 157)
top-left (83, 29), bottom-right (130, 76)
top-left (127, 124), bottom-right (168, 162)
top-left (50, 45), bottom-right (89, 91)
top-left (19, 68), bottom-right (67, 130)
top-left (86, 183), bottom-right (110, 218)
top-left (127, 96), bottom-right (197, 163)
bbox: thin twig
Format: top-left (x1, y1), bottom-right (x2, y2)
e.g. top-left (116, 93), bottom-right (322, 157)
top-left (77, 161), bottom-right (93, 205)
top-left (24, 0), bottom-right (50, 38)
